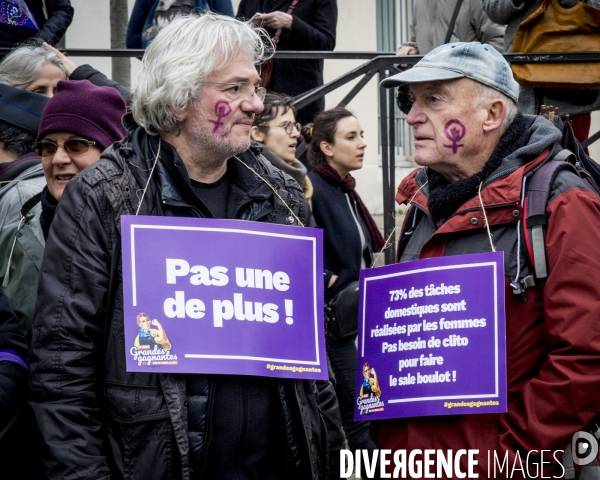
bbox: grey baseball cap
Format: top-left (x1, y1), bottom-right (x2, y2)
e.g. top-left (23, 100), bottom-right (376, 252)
top-left (381, 42), bottom-right (519, 102)
top-left (0, 83), bottom-right (49, 134)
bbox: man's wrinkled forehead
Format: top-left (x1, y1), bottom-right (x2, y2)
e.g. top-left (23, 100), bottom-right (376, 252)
top-left (208, 51), bottom-right (258, 80)
top-left (409, 79), bottom-right (468, 100)
top-left (410, 81), bottom-right (452, 95)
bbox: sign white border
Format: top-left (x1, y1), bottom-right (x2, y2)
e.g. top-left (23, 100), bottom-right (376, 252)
top-left (360, 261), bottom-right (501, 403)
top-left (128, 223), bottom-right (322, 366)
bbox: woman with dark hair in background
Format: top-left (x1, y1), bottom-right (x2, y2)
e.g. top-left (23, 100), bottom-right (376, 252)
top-left (302, 106), bottom-right (384, 472)
top-left (251, 92), bottom-right (313, 205)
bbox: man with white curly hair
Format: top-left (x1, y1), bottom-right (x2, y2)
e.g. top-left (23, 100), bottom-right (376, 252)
top-left (29, 14), bottom-right (343, 480)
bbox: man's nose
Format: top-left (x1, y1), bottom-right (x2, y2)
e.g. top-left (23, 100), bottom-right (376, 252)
top-left (51, 145), bottom-right (72, 166)
top-left (242, 94), bottom-right (264, 114)
top-left (406, 103), bottom-right (425, 126)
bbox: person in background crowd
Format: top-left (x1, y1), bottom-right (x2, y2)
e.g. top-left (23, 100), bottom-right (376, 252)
top-left (482, 0), bottom-right (600, 146)
top-left (0, 79), bottom-right (125, 478)
top-left (251, 92), bottom-right (313, 206)
top-left (0, 80), bottom-right (126, 479)
top-left (303, 106), bottom-right (385, 477)
top-left (0, 288), bottom-right (30, 474)
top-left (395, 0), bottom-right (505, 115)
top-left (0, 0), bottom-right (73, 49)
top-left (0, 79), bottom-right (126, 340)
top-left (0, 84), bottom-right (48, 228)
top-left (0, 44), bottom-right (129, 99)
top-left (126, 0), bottom-right (235, 49)
top-left (29, 14), bottom-right (344, 479)
top-left (238, 0), bottom-right (338, 125)
top-left (397, 0), bottom-right (505, 58)
top-left (0, 44), bottom-right (66, 97)
top-left (378, 41), bottom-right (600, 477)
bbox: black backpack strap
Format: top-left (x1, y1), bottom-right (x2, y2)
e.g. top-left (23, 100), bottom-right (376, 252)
top-left (445, 0), bottom-right (464, 44)
top-left (524, 154), bottom-right (578, 282)
top-left (397, 205), bottom-right (424, 260)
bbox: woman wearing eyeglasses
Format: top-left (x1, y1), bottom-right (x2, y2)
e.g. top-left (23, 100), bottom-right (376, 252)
top-left (250, 92), bottom-right (313, 206)
top-left (0, 80), bottom-right (126, 338)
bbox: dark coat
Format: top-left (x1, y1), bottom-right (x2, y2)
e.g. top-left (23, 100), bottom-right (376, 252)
top-left (126, 0), bottom-right (235, 49)
top-left (69, 63), bottom-right (130, 100)
top-left (29, 117), bottom-right (343, 480)
top-left (0, 289), bottom-right (28, 433)
top-left (237, 0), bottom-right (337, 124)
top-left (0, 0), bottom-right (74, 48)
top-left (0, 289), bottom-right (40, 477)
top-left (308, 171), bottom-right (373, 302)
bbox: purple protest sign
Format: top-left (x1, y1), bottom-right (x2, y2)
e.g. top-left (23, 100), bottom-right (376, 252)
top-left (121, 215), bottom-right (327, 380)
top-left (354, 252), bottom-right (507, 420)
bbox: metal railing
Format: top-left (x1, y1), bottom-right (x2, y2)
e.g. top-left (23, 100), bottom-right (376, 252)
top-left (2, 48), bottom-right (599, 264)
top-left (290, 51), bottom-right (600, 263)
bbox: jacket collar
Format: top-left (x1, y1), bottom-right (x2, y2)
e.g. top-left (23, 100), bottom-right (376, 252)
top-left (120, 124), bottom-right (279, 218)
top-left (0, 152), bottom-right (42, 196)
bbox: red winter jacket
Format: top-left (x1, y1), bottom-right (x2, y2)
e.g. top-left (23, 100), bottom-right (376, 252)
top-left (373, 115), bottom-right (600, 478)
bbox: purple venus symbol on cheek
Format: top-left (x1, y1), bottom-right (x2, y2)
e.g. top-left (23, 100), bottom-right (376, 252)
top-left (209, 100), bottom-right (233, 132)
top-left (443, 119), bottom-right (466, 154)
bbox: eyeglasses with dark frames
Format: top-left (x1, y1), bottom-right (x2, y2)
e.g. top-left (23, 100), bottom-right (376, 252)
top-left (281, 121), bottom-right (301, 135)
top-left (261, 121), bottom-right (302, 135)
top-left (204, 81), bottom-right (267, 101)
top-left (34, 138), bottom-right (97, 157)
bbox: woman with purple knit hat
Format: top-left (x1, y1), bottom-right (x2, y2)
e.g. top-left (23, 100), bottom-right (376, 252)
top-left (0, 79), bottom-right (126, 338)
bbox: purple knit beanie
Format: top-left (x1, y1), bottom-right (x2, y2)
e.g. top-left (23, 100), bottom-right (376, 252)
top-left (37, 80), bottom-right (126, 149)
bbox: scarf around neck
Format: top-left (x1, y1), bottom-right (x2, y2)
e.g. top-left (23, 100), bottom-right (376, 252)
top-left (313, 161), bottom-right (385, 252)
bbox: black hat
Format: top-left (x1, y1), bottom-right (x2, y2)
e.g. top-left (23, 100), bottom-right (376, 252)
top-left (0, 83), bottom-right (49, 134)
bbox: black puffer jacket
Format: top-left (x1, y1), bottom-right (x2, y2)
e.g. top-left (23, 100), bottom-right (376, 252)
top-left (29, 117), bottom-right (344, 480)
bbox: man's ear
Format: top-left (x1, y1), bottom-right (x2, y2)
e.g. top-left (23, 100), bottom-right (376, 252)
top-left (319, 141), bottom-right (333, 158)
top-left (251, 126), bottom-right (265, 143)
top-left (170, 106), bottom-right (187, 122)
top-left (482, 99), bottom-right (507, 133)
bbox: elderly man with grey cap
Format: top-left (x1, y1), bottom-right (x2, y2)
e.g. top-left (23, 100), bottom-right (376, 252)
top-left (375, 42), bottom-right (600, 477)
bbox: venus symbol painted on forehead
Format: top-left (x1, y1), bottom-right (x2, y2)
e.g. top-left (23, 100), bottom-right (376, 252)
top-left (208, 100), bottom-right (233, 132)
top-left (443, 119), bottom-right (466, 154)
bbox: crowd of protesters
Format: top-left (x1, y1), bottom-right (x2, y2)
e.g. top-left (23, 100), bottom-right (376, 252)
top-left (0, 2), bottom-right (599, 479)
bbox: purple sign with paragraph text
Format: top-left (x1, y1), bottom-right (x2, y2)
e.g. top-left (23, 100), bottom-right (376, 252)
top-left (355, 252), bottom-right (507, 420)
top-left (121, 215), bottom-right (327, 380)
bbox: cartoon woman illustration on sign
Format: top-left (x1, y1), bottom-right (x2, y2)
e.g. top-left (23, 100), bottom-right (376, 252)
top-left (360, 362), bottom-right (381, 398)
top-left (134, 312), bottom-right (172, 351)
